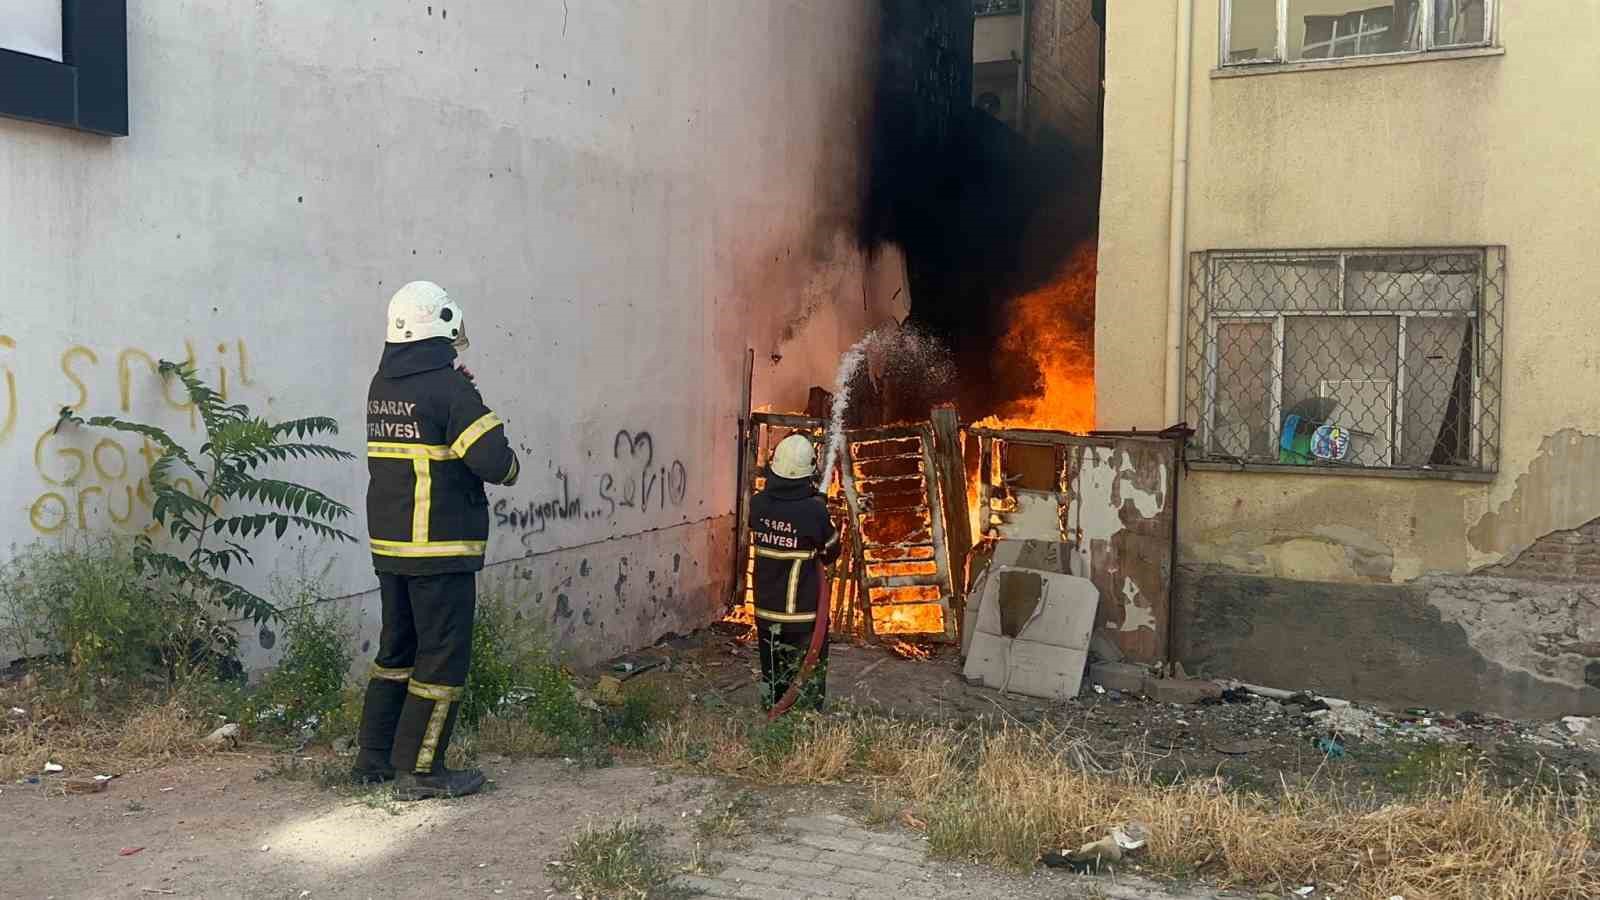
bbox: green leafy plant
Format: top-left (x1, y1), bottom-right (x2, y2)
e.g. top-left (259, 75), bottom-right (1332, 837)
top-left (63, 360), bottom-right (356, 677)
top-left (247, 600), bottom-right (354, 740)
top-left (0, 536), bottom-right (168, 706)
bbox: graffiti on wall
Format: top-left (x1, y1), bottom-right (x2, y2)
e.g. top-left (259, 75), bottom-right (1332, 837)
top-left (494, 429), bottom-right (690, 549)
top-left (1, 336), bottom-right (258, 536)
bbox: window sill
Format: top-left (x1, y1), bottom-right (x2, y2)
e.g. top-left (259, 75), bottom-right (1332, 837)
top-left (1186, 460), bottom-right (1496, 483)
top-left (1212, 46), bottom-right (1504, 79)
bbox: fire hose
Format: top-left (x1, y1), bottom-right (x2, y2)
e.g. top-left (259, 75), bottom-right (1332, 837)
top-left (767, 566), bottom-right (829, 721)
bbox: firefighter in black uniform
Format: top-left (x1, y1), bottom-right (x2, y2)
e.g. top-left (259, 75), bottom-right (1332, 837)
top-left (749, 434), bottom-right (840, 711)
top-left (351, 280), bottom-right (521, 800)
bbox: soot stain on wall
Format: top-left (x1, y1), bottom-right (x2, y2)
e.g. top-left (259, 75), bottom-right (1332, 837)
top-left (859, 0), bottom-right (1103, 422)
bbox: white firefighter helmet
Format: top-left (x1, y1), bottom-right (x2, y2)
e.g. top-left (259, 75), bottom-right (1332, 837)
top-left (387, 280), bottom-right (469, 349)
top-left (770, 434), bottom-right (816, 480)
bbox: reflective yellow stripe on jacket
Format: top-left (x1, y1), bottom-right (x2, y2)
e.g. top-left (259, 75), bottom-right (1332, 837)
top-left (450, 413), bottom-right (503, 458)
top-left (367, 441), bottom-right (483, 559)
top-left (753, 546), bottom-right (819, 623)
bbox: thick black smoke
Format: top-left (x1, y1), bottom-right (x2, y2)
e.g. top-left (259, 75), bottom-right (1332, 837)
top-left (858, 0), bottom-right (1104, 424)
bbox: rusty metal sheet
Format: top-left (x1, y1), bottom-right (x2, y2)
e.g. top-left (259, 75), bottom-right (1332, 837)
top-left (971, 428), bottom-right (1178, 663)
top-left (1063, 437), bottom-right (1176, 663)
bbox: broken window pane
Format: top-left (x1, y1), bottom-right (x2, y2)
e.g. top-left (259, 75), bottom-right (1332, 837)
top-left (1345, 253), bottom-right (1480, 311)
top-left (1402, 318), bottom-right (1474, 466)
top-left (1213, 258), bottom-right (1339, 312)
top-left (1283, 317), bottom-right (1399, 466)
top-left (1212, 321), bottom-right (1275, 459)
top-left (1432, 0), bottom-right (1488, 46)
top-left (1228, 0), bottom-right (1280, 62)
top-left (1289, 1), bottom-right (1418, 60)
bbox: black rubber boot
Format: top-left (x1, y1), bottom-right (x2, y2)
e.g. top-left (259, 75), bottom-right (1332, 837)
top-left (349, 747), bottom-right (396, 784)
top-left (352, 676), bottom-right (408, 783)
top-left (390, 682), bottom-right (483, 800)
top-left (392, 767), bottom-right (487, 801)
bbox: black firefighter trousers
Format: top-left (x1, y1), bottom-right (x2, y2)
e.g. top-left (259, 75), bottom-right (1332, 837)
top-left (758, 621), bottom-right (829, 712)
top-left (357, 572), bottom-right (476, 775)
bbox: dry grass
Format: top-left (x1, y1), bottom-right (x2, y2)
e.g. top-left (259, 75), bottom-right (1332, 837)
top-left (651, 710), bottom-right (1599, 900)
top-left (1, 690), bottom-right (211, 782)
top-left (472, 713), bottom-right (562, 758)
top-left (931, 726), bottom-right (1599, 898)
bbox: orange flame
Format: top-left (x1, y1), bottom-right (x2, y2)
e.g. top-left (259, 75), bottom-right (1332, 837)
top-left (974, 244), bottom-right (1097, 433)
top-left (884, 639), bottom-right (932, 661)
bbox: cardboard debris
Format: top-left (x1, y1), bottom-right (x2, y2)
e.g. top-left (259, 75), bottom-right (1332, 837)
top-left (963, 540), bottom-right (1073, 659)
top-left (963, 566), bottom-right (1098, 701)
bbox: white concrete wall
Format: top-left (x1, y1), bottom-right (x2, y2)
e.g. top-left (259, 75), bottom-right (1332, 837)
top-left (0, 0), bottom-right (894, 671)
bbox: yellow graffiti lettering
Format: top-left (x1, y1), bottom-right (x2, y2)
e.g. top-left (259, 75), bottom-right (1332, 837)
top-left (171, 339), bottom-right (197, 430)
top-left (236, 340), bottom-right (254, 386)
top-left (30, 493), bottom-right (68, 534)
top-left (136, 477), bottom-right (153, 507)
top-left (0, 335), bottom-right (15, 445)
top-left (137, 437), bottom-right (162, 471)
top-left (93, 438), bottom-right (129, 481)
top-left (117, 348), bottom-right (158, 412)
top-left (109, 485), bottom-right (137, 525)
top-left (61, 345), bottom-right (99, 411)
top-left (76, 485), bottom-right (104, 530)
top-left (34, 428), bottom-right (87, 486)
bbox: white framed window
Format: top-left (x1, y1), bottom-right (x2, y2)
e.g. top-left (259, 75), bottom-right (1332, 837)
top-left (1221, 0), bottom-right (1495, 68)
top-left (1183, 248), bottom-right (1505, 476)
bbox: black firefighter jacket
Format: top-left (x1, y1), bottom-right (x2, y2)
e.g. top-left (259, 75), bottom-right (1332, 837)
top-left (366, 339), bottom-right (520, 575)
top-left (749, 473), bottom-right (840, 626)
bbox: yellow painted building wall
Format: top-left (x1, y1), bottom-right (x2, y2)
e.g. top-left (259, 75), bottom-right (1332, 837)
top-left (1096, 2), bottom-right (1600, 582)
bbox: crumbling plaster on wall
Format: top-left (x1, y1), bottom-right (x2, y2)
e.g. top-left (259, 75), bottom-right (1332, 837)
top-left (1179, 431), bottom-right (1600, 586)
top-left (1468, 429), bottom-right (1600, 569)
top-left (1178, 473), bottom-right (1475, 584)
top-left (1424, 574), bottom-right (1600, 697)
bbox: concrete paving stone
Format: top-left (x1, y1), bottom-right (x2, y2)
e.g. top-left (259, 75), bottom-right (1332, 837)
top-left (676, 874), bottom-right (740, 897)
top-left (793, 878), bottom-right (862, 898)
top-left (859, 842), bottom-right (925, 864)
top-left (733, 883), bottom-right (802, 900)
top-left (836, 826), bottom-right (892, 844)
top-left (848, 858), bottom-right (926, 881)
top-left (755, 855), bottom-right (841, 878)
top-left (718, 866), bottom-right (786, 887)
top-left (751, 841), bottom-right (823, 863)
top-left (797, 832), bottom-right (869, 854)
top-left (789, 815), bottom-right (850, 835)
top-left (826, 865), bottom-right (906, 890)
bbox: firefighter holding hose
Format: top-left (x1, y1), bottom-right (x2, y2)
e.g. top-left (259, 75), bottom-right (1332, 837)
top-left (750, 434), bottom-right (840, 712)
top-left (351, 281), bottom-right (521, 800)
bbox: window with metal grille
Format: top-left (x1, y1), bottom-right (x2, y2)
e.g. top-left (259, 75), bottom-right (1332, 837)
top-left (1184, 248), bottom-right (1505, 475)
top-left (1222, 0), bottom-right (1495, 68)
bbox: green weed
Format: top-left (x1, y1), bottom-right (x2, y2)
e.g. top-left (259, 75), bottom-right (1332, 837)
top-left (554, 818), bottom-right (689, 900)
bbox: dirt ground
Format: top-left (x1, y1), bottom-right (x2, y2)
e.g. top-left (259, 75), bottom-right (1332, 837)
top-left (682, 632), bottom-right (1599, 800)
top-left (4, 630), bottom-right (1594, 899)
top-left (0, 754), bottom-right (1224, 900)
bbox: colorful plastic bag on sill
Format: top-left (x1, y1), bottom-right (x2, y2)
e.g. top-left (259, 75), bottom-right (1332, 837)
top-left (1310, 424), bottom-right (1350, 461)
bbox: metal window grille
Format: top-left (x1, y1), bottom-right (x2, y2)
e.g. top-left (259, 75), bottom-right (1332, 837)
top-left (1184, 247), bottom-right (1504, 474)
top-left (1221, 0), bottom-right (1495, 68)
